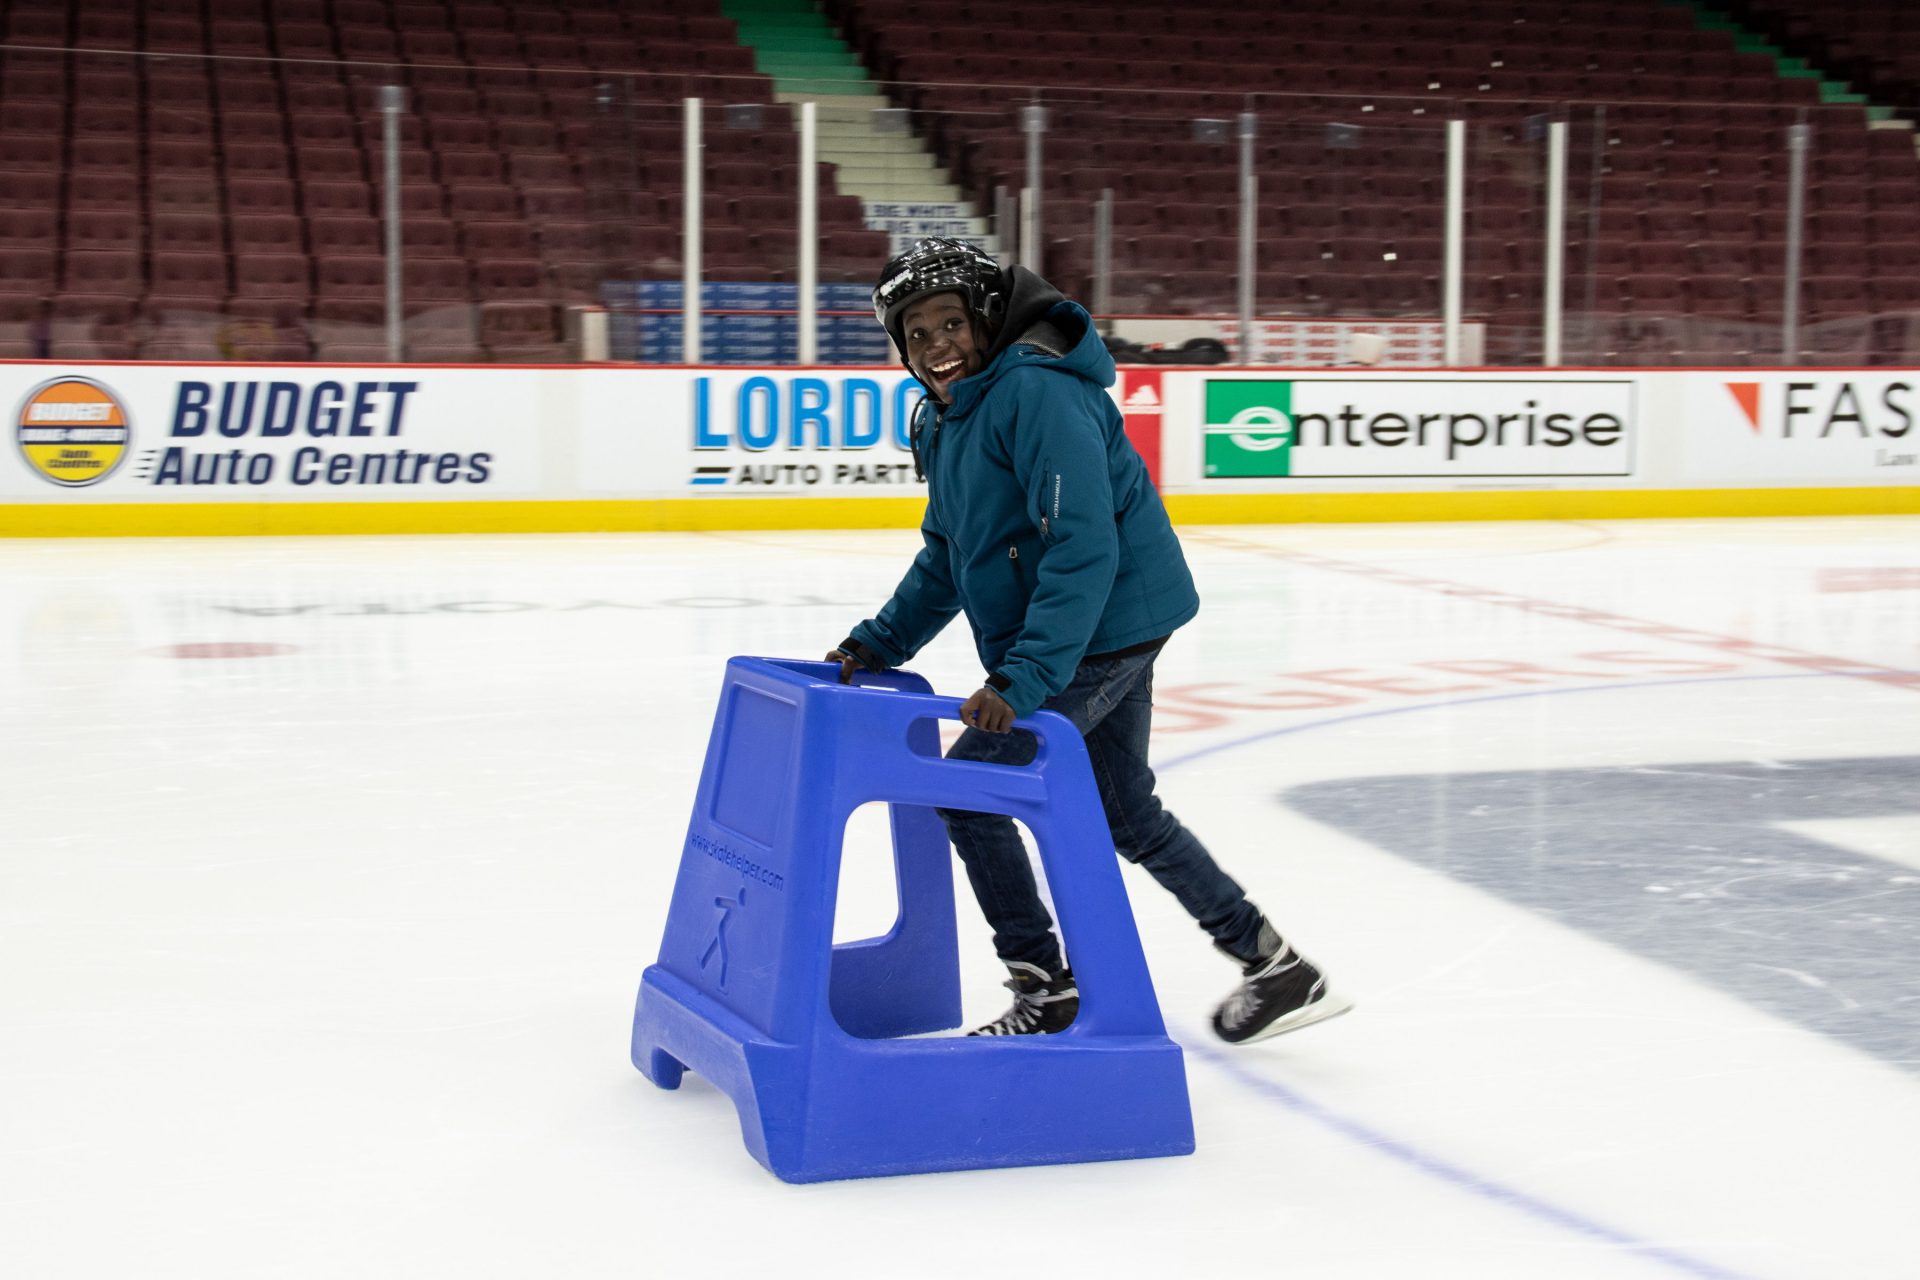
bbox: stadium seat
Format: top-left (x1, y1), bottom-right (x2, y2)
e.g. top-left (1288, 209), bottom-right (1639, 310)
top-left (310, 218), bottom-right (382, 256)
top-left (146, 252), bottom-right (232, 324)
top-left (232, 253), bottom-right (313, 303)
top-left (231, 214), bottom-right (304, 253)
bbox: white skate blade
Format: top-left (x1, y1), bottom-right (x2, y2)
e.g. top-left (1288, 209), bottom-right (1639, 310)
top-left (1230, 990), bottom-right (1355, 1045)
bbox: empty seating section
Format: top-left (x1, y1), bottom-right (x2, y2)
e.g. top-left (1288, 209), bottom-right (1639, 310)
top-left (0, 0), bottom-right (1913, 364)
top-left (0, 0), bottom-right (885, 361)
top-left (834, 0), bottom-right (1920, 362)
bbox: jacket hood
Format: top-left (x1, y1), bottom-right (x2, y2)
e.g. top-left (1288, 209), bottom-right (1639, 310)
top-left (944, 268), bottom-right (1113, 414)
top-left (982, 266), bottom-right (1068, 365)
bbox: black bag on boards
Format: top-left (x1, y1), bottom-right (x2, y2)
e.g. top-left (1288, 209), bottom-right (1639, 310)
top-left (1102, 335), bottom-right (1231, 365)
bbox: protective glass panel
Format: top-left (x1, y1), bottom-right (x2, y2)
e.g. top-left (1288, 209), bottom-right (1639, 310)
top-left (590, 83), bottom-right (694, 363)
top-left (1253, 98), bottom-right (1451, 368)
top-left (1464, 106), bottom-right (1551, 369)
top-left (23, 28), bottom-right (1916, 373)
top-left (1793, 104), bottom-right (1913, 368)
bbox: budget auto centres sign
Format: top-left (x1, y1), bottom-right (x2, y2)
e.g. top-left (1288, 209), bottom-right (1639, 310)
top-left (1197, 378), bottom-right (1636, 480)
top-left (1684, 374), bottom-right (1920, 481)
top-left (4, 368), bottom-right (534, 500)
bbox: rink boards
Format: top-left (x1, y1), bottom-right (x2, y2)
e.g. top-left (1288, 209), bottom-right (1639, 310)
top-left (0, 361), bottom-right (1915, 534)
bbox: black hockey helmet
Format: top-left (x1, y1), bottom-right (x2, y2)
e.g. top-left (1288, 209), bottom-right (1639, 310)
top-left (872, 236), bottom-right (1007, 363)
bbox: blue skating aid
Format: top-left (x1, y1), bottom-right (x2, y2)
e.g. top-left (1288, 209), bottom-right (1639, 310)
top-left (630, 656), bottom-right (1195, 1182)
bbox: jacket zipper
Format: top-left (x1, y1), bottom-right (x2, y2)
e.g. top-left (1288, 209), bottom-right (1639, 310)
top-left (924, 402), bottom-right (947, 530)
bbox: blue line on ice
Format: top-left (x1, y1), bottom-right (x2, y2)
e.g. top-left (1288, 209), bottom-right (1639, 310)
top-left (1185, 1040), bottom-right (1762, 1280)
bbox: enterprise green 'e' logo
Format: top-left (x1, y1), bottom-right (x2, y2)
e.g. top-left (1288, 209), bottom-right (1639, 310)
top-left (1204, 381), bottom-right (1294, 477)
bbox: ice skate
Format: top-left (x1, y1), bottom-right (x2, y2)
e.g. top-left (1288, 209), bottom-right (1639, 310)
top-left (968, 961), bottom-right (1078, 1035)
top-left (1212, 927), bottom-right (1352, 1044)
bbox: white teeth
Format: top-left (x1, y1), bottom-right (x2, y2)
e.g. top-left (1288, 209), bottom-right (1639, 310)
top-left (932, 360), bottom-right (962, 376)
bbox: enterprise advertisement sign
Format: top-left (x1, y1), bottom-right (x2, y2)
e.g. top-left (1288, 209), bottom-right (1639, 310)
top-left (1201, 379), bottom-right (1637, 479)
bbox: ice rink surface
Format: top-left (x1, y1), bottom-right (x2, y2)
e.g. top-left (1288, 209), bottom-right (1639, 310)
top-left (3, 515), bottom-right (1917, 1279)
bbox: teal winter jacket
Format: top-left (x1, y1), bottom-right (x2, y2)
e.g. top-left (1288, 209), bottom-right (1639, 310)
top-left (848, 271), bottom-right (1200, 718)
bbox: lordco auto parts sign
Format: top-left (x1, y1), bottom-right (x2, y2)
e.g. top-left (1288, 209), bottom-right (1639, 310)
top-left (1202, 379), bottom-right (1636, 479)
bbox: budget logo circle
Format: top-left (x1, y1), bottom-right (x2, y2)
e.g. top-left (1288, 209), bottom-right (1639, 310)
top-left (15, 377), bottom-right (132, 487)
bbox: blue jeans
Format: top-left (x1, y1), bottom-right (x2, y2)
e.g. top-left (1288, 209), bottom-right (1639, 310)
top-left (935, 647), bottom-right (1267, 972)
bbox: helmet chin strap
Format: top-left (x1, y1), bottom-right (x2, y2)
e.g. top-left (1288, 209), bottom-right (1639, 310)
top-left (971, 313), bottom-right (997, 359)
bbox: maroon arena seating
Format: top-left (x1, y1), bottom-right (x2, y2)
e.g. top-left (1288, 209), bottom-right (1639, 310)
top-left (0, 0), bottom-right (1911, 362)
top-left (0, 0), bottom-right (882, 360)
top-left (828, 0), bottom-right (1920, 362)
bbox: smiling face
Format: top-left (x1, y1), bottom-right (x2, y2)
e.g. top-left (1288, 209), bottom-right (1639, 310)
top-left (901, 292), bottom-right (984, 403)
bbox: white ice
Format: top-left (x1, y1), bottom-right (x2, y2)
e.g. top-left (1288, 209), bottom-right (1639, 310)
top-left (3, 516), bottom-right (1918, 1280)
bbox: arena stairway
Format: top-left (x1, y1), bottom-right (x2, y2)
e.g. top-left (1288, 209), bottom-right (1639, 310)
top-left (722, 0), bottom-right (999, 253)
